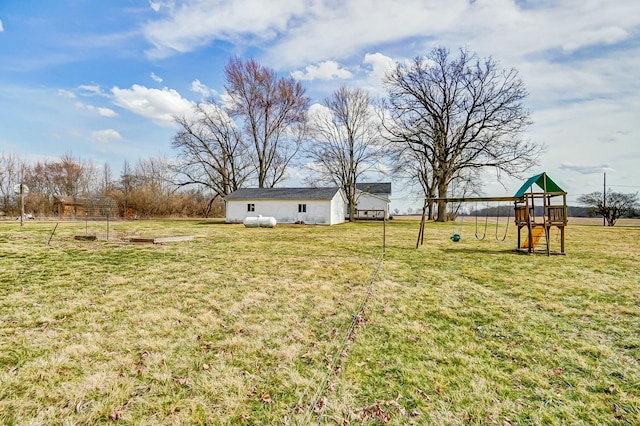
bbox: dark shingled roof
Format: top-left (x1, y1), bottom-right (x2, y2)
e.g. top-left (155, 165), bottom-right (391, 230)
top-left (225, 187), bottom-right (341, 201)
top-left (356, 182), bottom-right (392, 195)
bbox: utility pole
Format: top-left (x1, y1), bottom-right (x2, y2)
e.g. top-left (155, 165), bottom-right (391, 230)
top-left (15, 183), bottom-right (28, 227)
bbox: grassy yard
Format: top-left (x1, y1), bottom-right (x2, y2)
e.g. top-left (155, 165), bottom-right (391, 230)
top-left (0, 219), bottom-right (638, 425)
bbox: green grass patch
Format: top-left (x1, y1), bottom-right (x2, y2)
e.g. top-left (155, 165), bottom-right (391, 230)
top-left (0, 219), bottom-right (638, 425)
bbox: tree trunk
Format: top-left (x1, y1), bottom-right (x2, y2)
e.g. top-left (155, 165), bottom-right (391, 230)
top-left (349, 195), bottom-right (356, 222)
top-left (435, 181), bottom-right (449, 222)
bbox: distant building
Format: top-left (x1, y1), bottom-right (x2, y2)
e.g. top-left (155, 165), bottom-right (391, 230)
top-left (356, 182), bottom-right (392, 200)
top-left (225, 187), bottom-right (347, 225)
top-left (52, 195), bottom-right (117, 218)
top-left (352, 182), bottom-right (392, 219)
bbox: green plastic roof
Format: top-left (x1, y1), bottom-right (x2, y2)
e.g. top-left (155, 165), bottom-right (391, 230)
top-left (514, 172), bottom-right (565, 197)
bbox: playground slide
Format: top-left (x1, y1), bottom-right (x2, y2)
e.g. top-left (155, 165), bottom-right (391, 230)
top-left (523, 226), bottom-right (546, 249)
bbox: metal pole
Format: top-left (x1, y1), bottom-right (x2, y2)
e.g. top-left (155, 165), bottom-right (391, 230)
top-left (20, 184), bottom-right (24, 227)
top-left (603, 172), bottom-right (606, 226)
top-left (382, 216), bottom-right (386, 255)
top-left (19, 165), bottom-right (25, 227)
top-left (48, 223), bottom-right (59, 245)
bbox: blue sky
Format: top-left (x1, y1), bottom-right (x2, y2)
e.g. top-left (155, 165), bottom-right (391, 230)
top-left (1, 0), bottom-right (639, 210)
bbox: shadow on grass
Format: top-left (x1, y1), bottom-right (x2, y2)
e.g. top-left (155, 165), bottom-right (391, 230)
top-left (195, 219), bottom-right (226, 225)
top-left (441, 247), bottom-right (521, 256)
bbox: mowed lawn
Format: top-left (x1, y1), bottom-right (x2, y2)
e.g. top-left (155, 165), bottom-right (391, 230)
top-left (0, 219), bottom-right (638, 425)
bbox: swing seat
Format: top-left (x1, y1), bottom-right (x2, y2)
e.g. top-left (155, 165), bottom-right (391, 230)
top-left (450, 233), bottom-right (461, 242)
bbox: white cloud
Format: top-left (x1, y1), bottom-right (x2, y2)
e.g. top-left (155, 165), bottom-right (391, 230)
top-left (150, 72), bottom-right (163, 83)
top-left (58, 89), bottom-right (76, 99)
top-left (218, 92), bottom-right (235, 111)
top-left (291, 61), bottom-right (353, 81)
top-left (559, 163), bottom-right (614, 175)
top-left (441, 1), bottom-right (640, 65)
top-left (561, 26), bottom-right (628, 53)
top-left (143, 0), bottom-right (306, 58)
top-left (91, 129), bottom-right (122, 143)
top-left (149, 1), bottom-right (174, 13)
top-left (307, 102), bottom-right (333, 122)
top-left (0, 19), bottom-right (3, 32)
top-left (191, 79), bottom-right (212, 98)
top-left (74, 102), bottom-right (118, 117)
top-left (263, 1), bottom-right (469, 68)
top-left (138, 0), bottom-right (640, 70)
top-left (111, 84), bottom-right (194, 125)
top-left (90, 105), bottom-right (118, 117)
top-left (362, 52), bottom-right (396, 92)
top-left (78, 84), bottom-right (106, 96)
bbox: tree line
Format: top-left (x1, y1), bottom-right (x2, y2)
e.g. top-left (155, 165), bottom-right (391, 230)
top-left (470, 204), bottom-right (638, 222)
top-left (0, 153), bottom-right (223, 218)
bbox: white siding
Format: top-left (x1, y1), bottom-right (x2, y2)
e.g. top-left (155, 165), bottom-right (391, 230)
top-left (226, 193), bottom-right (346, 225)
top-left (350, 191), bottom-right (389, 219)
top-left (330, 191), bottom-right (346, 224)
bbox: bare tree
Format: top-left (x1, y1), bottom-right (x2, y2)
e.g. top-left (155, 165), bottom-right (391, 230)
top-left (173, 103), bottom-right (251, 205)
top-left (102, 163), bottom-right (112, 194)
top-left (389, 144), bottom-right (437, 219)
top-left (56, 153), bottom-right (88, 196)
top-left (305, 86), bottom-right (385, 220)
top-left (134, 155), bottom-right (176, 195)
top-left (129, 155), bottom-right (176, 216)
top-left (391, 143), bottom-right (483, 220)
top-left (0, 153), bottom-right (24, 215)
top-left (119, 160), bottom-right (134, 217)
top-left (578, 191), bottom-right (638, 226)
top-left (25, 153), bottom-right (98, 197)
top-left (224, 57), bottom-right (309, 188)
top-left (383, 47), bottom-right (543, 221)
top-left (20, 153), bottom-right (100, 215)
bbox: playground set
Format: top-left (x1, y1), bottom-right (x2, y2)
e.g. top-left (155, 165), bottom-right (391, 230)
top-left (418, 172), bottom-right (568, 255)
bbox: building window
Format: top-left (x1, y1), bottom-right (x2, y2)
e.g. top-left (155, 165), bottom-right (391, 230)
top-left (247, 203), bottom-right (255, 212)
top-left (298, 203), bottom-right (306, 213)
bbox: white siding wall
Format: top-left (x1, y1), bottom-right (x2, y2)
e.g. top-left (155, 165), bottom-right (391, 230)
top-left (351, 191), bottom-right (389, 218)
top-left (330, 191), bottom-right (346, 225)
top-left (226, 197), bottom-right (345, 225)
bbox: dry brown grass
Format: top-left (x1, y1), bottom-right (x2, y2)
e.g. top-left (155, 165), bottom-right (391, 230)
top-left (1, 218), bottom-right (638, 425)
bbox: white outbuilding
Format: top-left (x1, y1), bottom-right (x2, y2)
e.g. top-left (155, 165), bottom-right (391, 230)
top-left (351, 182), bottom-right (392, 220)
top-left (224, 187), bottom-right (346, 225)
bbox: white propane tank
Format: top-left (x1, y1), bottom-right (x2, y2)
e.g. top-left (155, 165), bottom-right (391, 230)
top-left (243, 215), bottom-right (277, 228)
top-left (243, 216), bottom-right (260, 228)
top-left (258, 216), bottom-right (277, 228)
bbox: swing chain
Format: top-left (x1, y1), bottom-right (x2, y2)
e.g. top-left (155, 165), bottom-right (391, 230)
top-left (495, 204), bottom-right (511, 241)
top-left (475, 202), bottom-right (488, 240)
top-left (450, 201), bottom-right (462, 242)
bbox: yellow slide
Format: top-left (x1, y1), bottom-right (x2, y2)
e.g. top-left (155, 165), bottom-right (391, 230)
top-left (523, 226), bottom-right (546, 249)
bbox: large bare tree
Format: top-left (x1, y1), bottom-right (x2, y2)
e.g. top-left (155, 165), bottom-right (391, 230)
top-left (173, 103), bottom-right (252, 213)
top-left (390, 144), bottom-right (483, 220)
top-left (305, 86), bottom-right (384, 220)
top-left (224, 57), bottom-right (309, 188)
top-left (384, 47), bottom-right (542, 221)
top-left (578, 191), bottom-right (638, 226)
